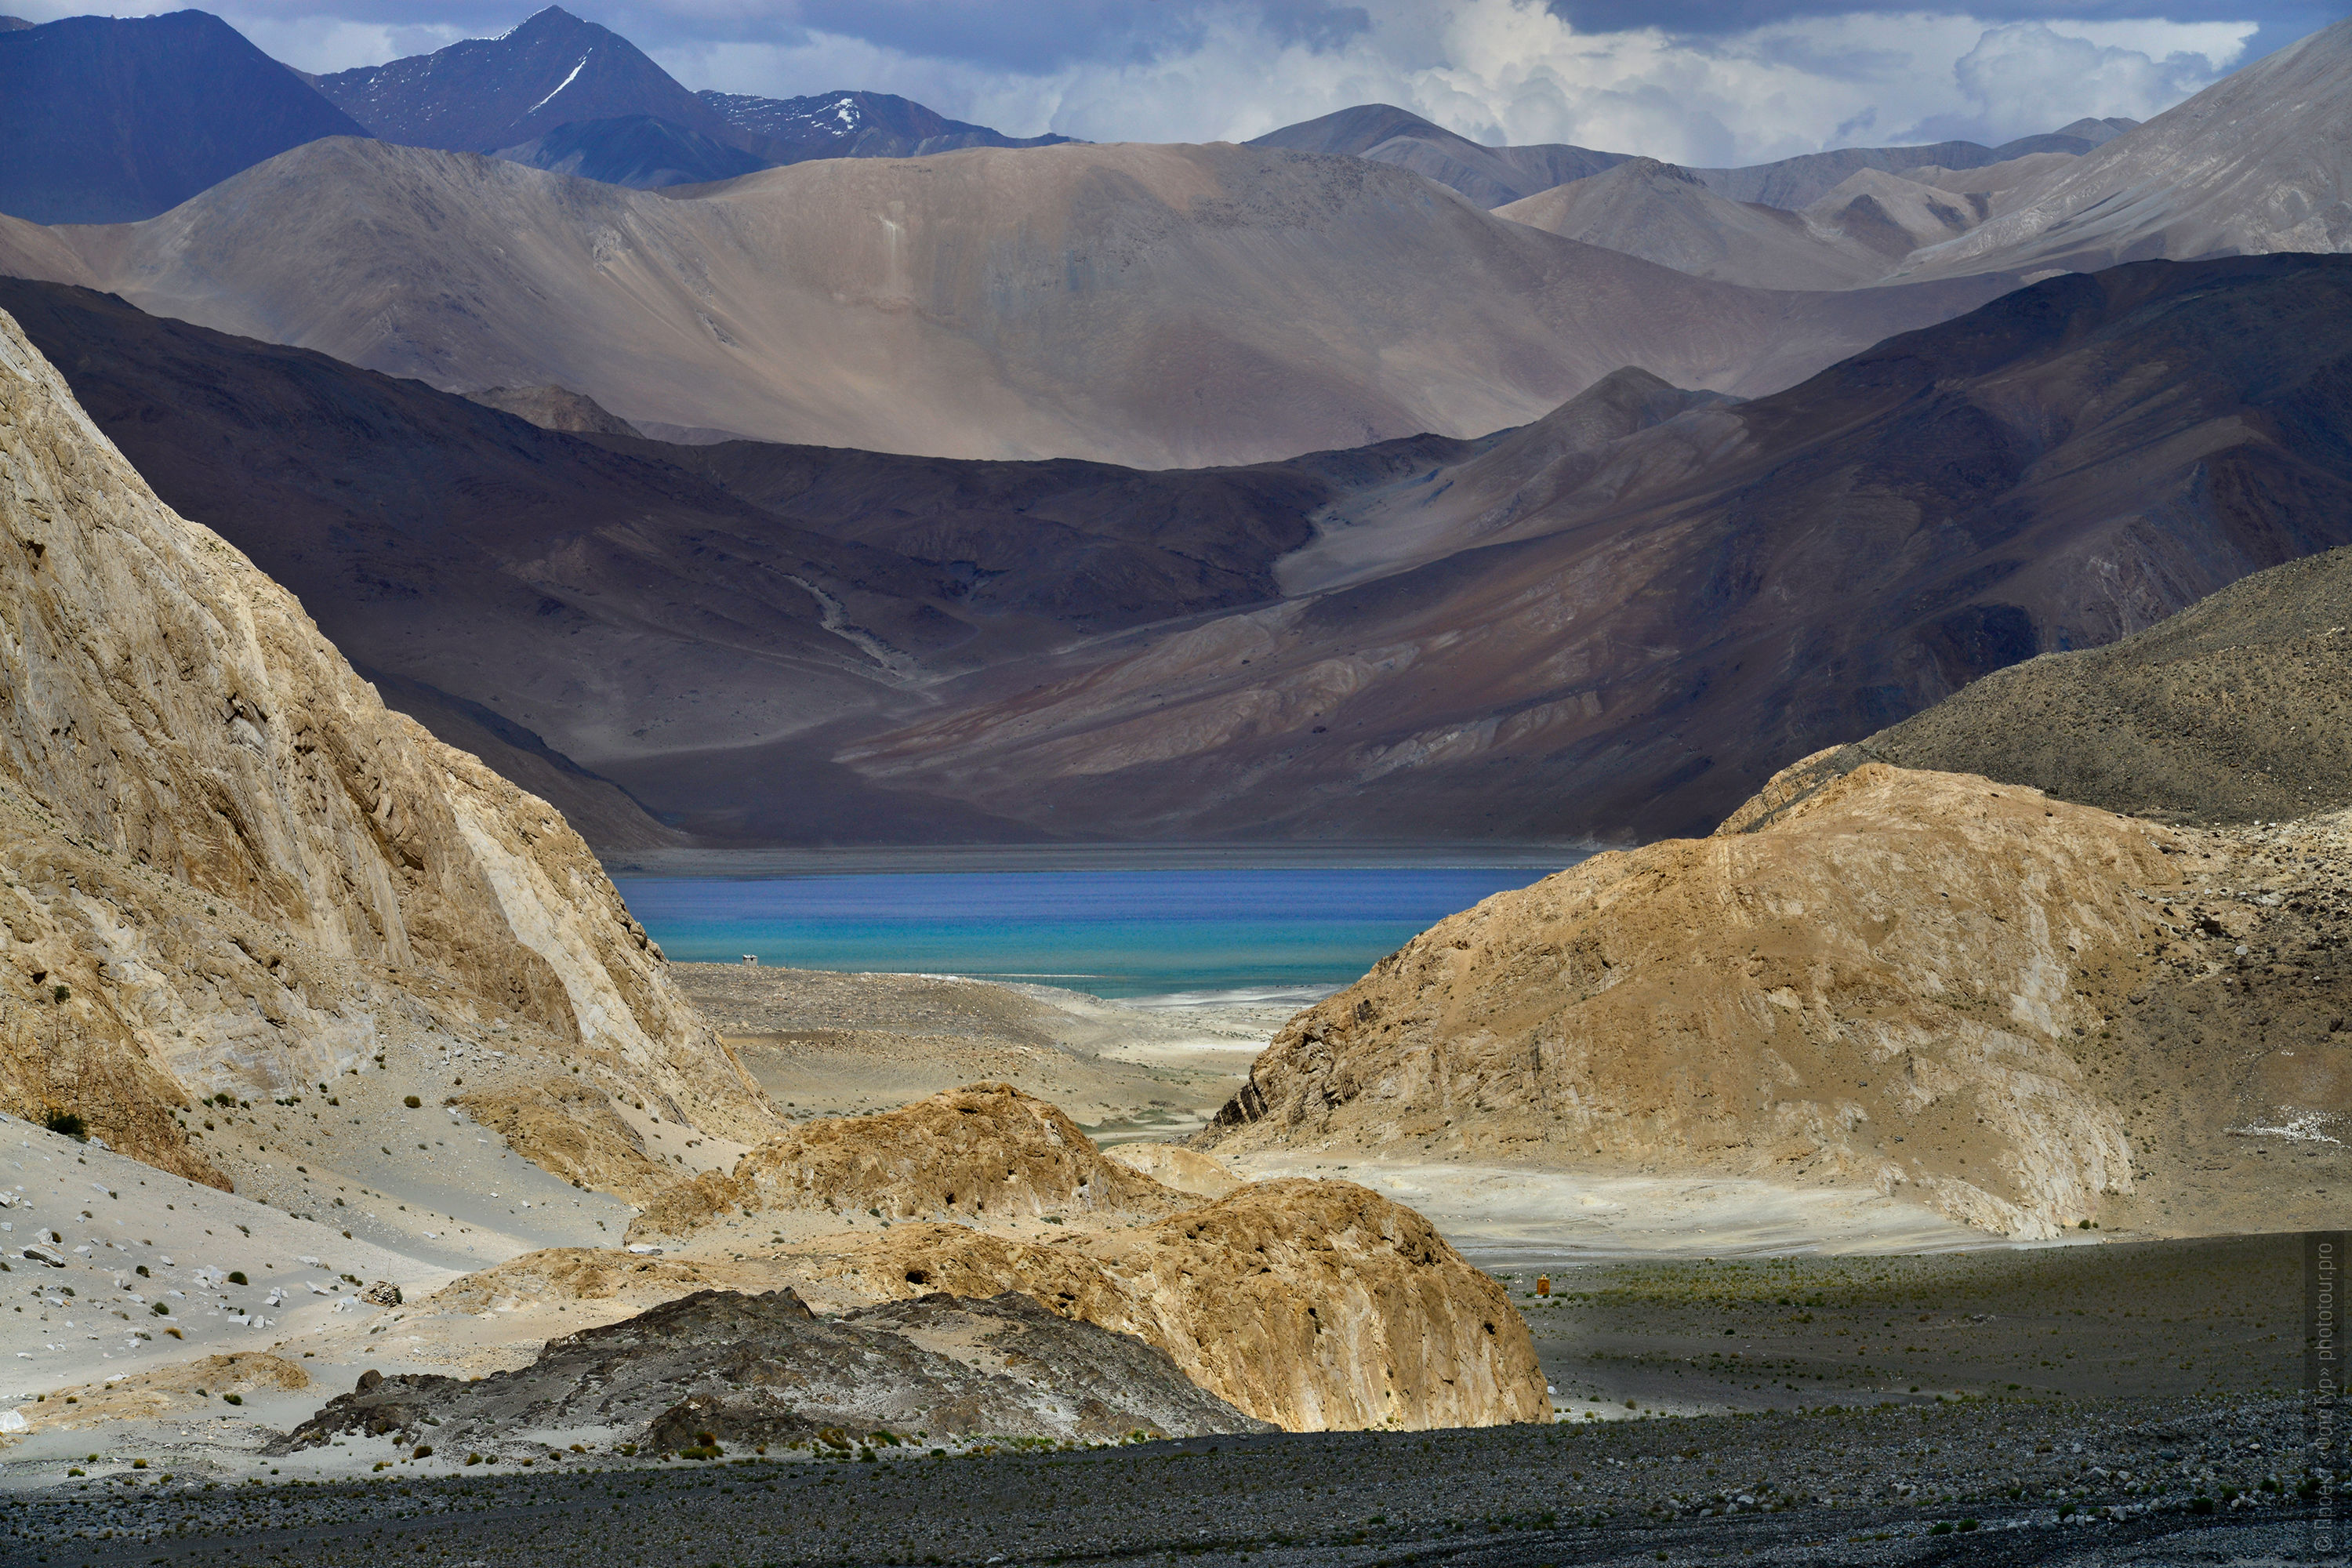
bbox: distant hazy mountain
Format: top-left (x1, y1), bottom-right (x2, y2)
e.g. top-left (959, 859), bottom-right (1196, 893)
top-left (494, 115), bottom-right (766, 189)
top-left (313, 5), bottom-right (731, 152)
top-left (1247, 102), bottom-right (2133, 212)
top-left (1690, 118), bottom-right (2137, 210)
top-left (1896, 19), bottom-right (2352, 279)
top-left (1496, 160), bottom-right (1891, 290)
top-left (0, 136), bottom-right (2015, 470)
top-left (699, 89), bottom-right (1071, 165)
top-left (1247, 103), bottom-right (1627, 208)
top-left (0, 10), bottom-right (368, 223)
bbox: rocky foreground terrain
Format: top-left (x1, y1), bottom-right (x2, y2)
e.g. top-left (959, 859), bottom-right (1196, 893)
top-left (7, 1348), bottom-right (2336, 1567)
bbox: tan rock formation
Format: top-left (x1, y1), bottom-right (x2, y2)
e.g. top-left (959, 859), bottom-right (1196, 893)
top-left (1102, 1142), bottom-right (1246, 1200)
top-left (792, 1178), bottom-right (1548, 1432)
top-left (0, 307), bottom-right (775, 1187)
top-left (637, 1083), bottom-right (1183, 1236)
top-left (8, 1352), bottom-right (308, 1434)
top-left (1203, 764), bottom-right (2244, 1239)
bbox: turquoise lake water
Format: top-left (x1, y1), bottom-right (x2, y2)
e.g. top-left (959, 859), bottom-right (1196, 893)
top-left (612, 866), bottom-right (1562, 1000)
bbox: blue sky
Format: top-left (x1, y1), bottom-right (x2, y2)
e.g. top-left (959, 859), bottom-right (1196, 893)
top-left (12, 2), bottom-right (2345, 161)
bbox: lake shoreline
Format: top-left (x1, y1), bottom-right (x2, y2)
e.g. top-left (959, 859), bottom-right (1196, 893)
top-left (604, 840), bottom-right (1592, 877)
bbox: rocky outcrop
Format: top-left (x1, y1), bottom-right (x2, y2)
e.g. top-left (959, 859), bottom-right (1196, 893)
top-left (0, 306), bottom-right (774, 1185)
top-left (1206, 766), bottom-right (2189, 1238)
top-left (637, 1083), bottom-right (1184, 1236)
top-left (1203, 760), bottom-right (2352, 1240)
top-left (281, 1287), bottom-right (1270, 1457)
top-left (794, 1178), bottom-right (1548, 1432)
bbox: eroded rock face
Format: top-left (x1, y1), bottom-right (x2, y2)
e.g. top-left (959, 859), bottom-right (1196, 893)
top-left (795, 1178), bottom-right (1549, 1432)
top-left (1203, 765), bottom-right (2209, 1239)
top-left (278, 1287), bottom-right (1270, 1457)
top-left (0, 307), bottom-right (773, 1181)
top-left (637, 1083), bottom-right (1184, 1235)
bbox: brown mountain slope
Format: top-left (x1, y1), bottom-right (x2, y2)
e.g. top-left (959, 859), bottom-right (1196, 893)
top-left (0, 305), bottom-right (778, 1183)
top-left (1198, 764), bottom-right (2352, 1241)
top-left (5, 136), bottom-right (2014, 468)
top-left (833, 256), bottom-right (2352, 843)
top-left (1769, 545), bottom-right (2352, 828)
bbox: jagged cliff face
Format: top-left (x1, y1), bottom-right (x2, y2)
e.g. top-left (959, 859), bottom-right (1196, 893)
top-left (0, 307), bottom-right (773, 1181)
top-left (1203, 765), bottom-right (2224, 1240)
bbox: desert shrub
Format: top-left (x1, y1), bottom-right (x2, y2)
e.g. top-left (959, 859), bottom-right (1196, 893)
top-left (227, 1271), bottom-right (247, 1286)
top-left (42, 1109), bottom-right (87, 1141)
top-left (223, 1394), bottom-right (243, 1406)
top-left (404, 1095), bottom-right (422, 1109)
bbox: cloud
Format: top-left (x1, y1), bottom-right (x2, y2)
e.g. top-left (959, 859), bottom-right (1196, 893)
top-left (8, 2), bottom-right (2296, 159)
top-left (1939, 20), bottom-right (2258, 138)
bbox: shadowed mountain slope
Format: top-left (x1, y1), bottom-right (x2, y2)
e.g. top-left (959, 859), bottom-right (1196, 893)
top-left (830, 256), bottom-right (2352, 844)
top-left (0, 278), bottom-right (993, 848)
top-left (0, 136), bottom-right (2016, 468)
top-left (16, 256), bottom-right (2344, 850)
top-left (0, 11), bottom-right (369, 223)
top-left (0, 279), bottom-right (1462, 845)
top-left (494, 114), bottom-right (767, 189)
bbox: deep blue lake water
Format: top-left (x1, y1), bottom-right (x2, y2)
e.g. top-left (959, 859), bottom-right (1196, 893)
top-left (612, 866), bottom-right (1564, 1000)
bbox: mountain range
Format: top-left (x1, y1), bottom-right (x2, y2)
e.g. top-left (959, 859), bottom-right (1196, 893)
top-left (0, 7), bottom-right (1066, 220)
top-left (9, 252), bottom-right (2351, 851)
top-left (0, 136), bottom-right (2017, 466)
top-left (1261, 99), bottom-right (2137, 213)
